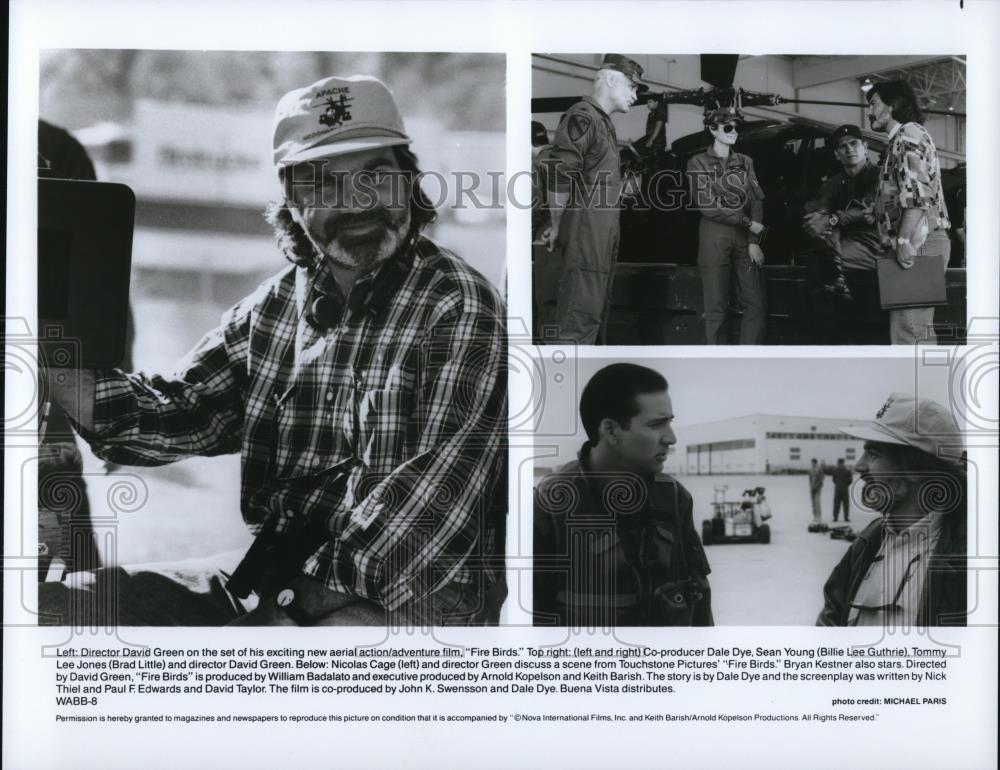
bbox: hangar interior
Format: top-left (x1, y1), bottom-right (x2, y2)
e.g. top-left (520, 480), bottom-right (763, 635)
top-left (532, 54), bottom-right (966, 166)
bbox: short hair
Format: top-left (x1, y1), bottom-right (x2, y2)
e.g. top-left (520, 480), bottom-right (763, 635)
top-left (866, 80), bottom-right (924, 125)
top-left (811, 458), bottom-right (818, 464)
top-left (264, 144), bottom-right (437, 267)
top-left (837, 458), bottom-right (845, 464)
top-left (579, 363), bottom-right (668, 443)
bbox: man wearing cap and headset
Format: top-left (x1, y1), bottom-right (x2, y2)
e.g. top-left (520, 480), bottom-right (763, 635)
top-left (538, 54), bottom-right (646, 345)
top-left (801, 124), bottom-right (883, 343)
top-left (817, 393), bottom-right (966, 627)
top-left (686, 106), bottom-right (767, 345)
top-left (41, 75), bottom-right (507, 627)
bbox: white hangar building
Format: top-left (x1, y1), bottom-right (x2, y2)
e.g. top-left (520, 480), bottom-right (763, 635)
top-left (671, 414), bottom-right (870, 475)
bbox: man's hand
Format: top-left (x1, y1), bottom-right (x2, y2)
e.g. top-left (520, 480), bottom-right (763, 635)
top-left (802, 212), bottom-right (829, 238)
top-left (227, 575), bottom-right (362, 625)
top-left (895, 239), bottom-right (917, 269)
top-left (748, 244), bottom-right (765, 266)
top-left (838, 208), bottom-right (875, 227)
top-left (748, 220), bottom-right (766, 236)
top-left (542, 226), bottom-right (559, 253)
top-left (227, 600), bottom-right (297, 626)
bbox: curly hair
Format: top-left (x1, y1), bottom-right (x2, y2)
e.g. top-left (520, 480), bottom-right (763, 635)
top-left (866, 80), bottom-right (925, 125)
top-left (264, 145), bottom-right (437, 267)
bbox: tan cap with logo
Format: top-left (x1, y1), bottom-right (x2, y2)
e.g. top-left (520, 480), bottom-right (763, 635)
top-left (840, 392), bottom-right (965, 467)
top-left (273, 75), bottom-right (411, 168)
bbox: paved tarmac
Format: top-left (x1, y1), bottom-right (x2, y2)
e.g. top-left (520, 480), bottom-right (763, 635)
top-left (679, 474), bottom-right (879, 625)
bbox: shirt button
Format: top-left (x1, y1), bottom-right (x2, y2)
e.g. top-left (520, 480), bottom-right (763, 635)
top-left (326, 390), bottom-right (334, 402)
top-left (285, 510), bottom-right (295, 518)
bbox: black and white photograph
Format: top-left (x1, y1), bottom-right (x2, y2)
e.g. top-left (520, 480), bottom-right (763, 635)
top-left (532, 54), bottom-right (967, 345)
top-left (532, 355), bottom-right (969, 626)
top-left (33, 50), bottom-right (509, 627)
top-left (4, 2), bottom-right (998, 769)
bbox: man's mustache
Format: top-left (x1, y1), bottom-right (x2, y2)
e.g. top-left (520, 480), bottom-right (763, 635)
top-left (324, 209), bottom-right (393, 238)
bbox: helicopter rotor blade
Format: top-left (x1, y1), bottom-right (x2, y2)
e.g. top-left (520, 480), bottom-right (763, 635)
top-left (700, 54), bottom-right (739, 89)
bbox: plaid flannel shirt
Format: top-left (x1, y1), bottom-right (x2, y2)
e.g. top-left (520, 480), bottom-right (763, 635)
top-left (85, 236), bottom-right (507, 611)
top-left (875, 122), bottom-right (951, 248)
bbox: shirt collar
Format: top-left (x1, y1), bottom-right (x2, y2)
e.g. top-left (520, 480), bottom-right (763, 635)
top-left (305, 235), bottom-right (418, 317)
top-left (887, 122), bottom-right (903, 142)
top-left (582, 96), bottom-right (610, 118)
top-left (884, 511), bottom-right (946, 538)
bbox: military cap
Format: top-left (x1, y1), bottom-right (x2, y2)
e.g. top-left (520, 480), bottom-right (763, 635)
top-left (703, 106), bottom-right (743, 127)
top-left (830, 124), bottom-right (865, 148)
top-left (601, 54), bottom-right (648, 92)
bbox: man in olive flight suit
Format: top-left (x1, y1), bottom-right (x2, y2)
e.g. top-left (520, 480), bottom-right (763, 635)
top-left (540, 54), bottom-right (646, 345)
top-left (686, 106), bottom-right (767, 345)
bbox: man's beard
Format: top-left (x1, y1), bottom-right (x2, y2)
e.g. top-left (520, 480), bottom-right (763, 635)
top-left (309, 207), bottom-right (412, 272)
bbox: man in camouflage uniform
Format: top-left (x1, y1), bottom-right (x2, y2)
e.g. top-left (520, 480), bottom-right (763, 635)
top-left (539, 54), bottom-right (645, 344)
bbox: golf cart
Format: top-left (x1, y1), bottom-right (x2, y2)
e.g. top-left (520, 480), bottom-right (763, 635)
top-left (701, 486), bottom-right (772, 545)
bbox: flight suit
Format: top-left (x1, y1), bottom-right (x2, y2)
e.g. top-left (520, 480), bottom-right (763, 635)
top-left (543, 97), bottom-right (623, 344)
top-left (686, 148), bottom-right (766, 344)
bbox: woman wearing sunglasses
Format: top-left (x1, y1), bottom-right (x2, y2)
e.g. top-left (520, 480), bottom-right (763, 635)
top-left (686, 106), bottom-right (767, 345)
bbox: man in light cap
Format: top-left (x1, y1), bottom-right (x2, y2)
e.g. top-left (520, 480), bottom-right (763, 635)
top-left (41, 74), bottom-right (507, 627)
top-left (686, 106), bottom-right (767, 345)
top-left (536, 54), bottom-right (646, 344)
top-left (817, 393), bottom-right (966, 627)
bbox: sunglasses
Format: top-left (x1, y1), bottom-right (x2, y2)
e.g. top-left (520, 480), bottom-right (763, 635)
top-left (713, 123), bottom-right (739, 134)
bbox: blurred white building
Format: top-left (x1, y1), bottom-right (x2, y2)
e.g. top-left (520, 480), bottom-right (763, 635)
top-left (668, 414), bottom-right (869, 475)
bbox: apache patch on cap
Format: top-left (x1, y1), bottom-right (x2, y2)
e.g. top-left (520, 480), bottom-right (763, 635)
top-left (273, 75), bottom-right (411, 168)
top-left (875, 395), bottom-right (895, 419)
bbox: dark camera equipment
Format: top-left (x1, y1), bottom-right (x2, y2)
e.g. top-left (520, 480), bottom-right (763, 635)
top-left (38, 178), bottom-right (135, 367)
top-left (226, 457), bottom-right (358, 600)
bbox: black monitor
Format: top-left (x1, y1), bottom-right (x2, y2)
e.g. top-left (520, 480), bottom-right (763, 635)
top-left (37, 178), bottom-right (135, 368)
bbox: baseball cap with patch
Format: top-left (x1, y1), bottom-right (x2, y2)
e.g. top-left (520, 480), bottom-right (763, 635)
top-left (273, 75), bottom-right (411, 168)
top-left (839, 392), bottom-right (965, 466)
top-left (830, 124), bottom-right (865, 148)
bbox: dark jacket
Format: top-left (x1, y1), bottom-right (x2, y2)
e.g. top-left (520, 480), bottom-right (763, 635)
top-left (816, 513), bottom-right (967, 627)
top-left (534, 445), bottom-right (713, 627)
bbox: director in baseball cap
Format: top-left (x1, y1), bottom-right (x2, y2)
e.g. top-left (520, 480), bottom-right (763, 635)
top-left (816, 392), bottom-right (967, 627)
